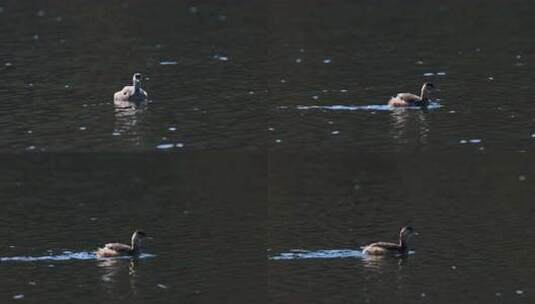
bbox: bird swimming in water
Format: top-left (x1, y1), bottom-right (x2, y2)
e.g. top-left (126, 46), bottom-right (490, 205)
top-left (113, 73), bottom-right (148, 103)
top-left (388, 82), bottom-right (434, 107)
top-left (96, 230), bottom-right (149, 258)
top-left (362, 226), bottom-right (418, 256)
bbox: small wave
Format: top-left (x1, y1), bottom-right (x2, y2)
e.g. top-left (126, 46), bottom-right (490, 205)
top-left (0, 251), bottom-right (155, 262)
top-left (269, 249), bottom-right (364, 260)
top-left (297, 102), bottom-right (442, 112)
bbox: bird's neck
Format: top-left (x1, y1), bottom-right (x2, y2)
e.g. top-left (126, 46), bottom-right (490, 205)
top-left (399, 236), bottom-right (408, 250)
top-left (131, 237), bottom-right (141, 253)
top-left (134, 82), bottom-right (141, 94)
top-left (420, 89), bottom-right (429, 102)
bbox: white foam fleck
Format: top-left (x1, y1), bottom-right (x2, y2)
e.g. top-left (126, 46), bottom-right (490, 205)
top-left (295, 58), bottom-right (302, 63)
top-left (168, 127), bottom-right (177, 132)
top-left (331, 130), bottom-right (340, 135)
top-left (160, 61), bottom-right (177, 65)
top-left (323, 58), bottom-right (332, 64)
top-left (13, 294), bottom-right (24, 300)
top-left (175, 143), bottom-right (184, 148)
top-left (156, 144), bottom-right (174, 150)
top-left (423, 72), bottom-right (435, 76)
top-left (79, 127), bottom-right (86, 131)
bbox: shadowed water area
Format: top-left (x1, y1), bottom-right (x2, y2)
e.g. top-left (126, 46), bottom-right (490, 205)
top-left (2, 0), bottom-right (535, 303)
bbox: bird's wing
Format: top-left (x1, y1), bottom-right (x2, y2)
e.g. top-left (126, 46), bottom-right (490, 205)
top-left (395, 93), bottom-right (421, 103)
top-left (369, 242), bottom-right (400, 250)
top-left (102, 243), bottom-right (132, 253)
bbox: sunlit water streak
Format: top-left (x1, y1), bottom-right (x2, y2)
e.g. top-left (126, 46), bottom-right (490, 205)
top-left (0, 251), bottom-right (155, 262)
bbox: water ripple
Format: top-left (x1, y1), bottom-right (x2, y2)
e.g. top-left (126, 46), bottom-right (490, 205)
top-left (1, 251), bottom-right (155, 262)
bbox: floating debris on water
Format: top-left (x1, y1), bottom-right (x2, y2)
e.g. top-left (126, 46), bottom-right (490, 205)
top-left (275, 139), bottom-right (282, 143)
top-left (424, 72), bottom-right (435, 76)
top-left (26, 146), bottom-right (36, 151)
top-left (5, 62), bottom-right (12, 67)
top-left (157, 283), bottom-right (168, 289)
top-left (312, 95), bottom-right (319, 100)
top-left (160, 61), bottom-right (178, 65)
top-left (13, 294), bottom-right (24, 300)
top-left (168, 127), bottom-right (177, 132)
top-left (112, 132), bottom-right (120, 136)
top-left (516, 290), bottom-right (524, 295)
top-left (268, 127), bottom-right (275, 132)
top-left (323, 58), bottom-right (332, 64)
top-left (436, 71), bottom-right (447, 76)
top-left (331, 130), bottom-right (340, 135)
top-left (79, 126), bottom-right (86, 131)
top-left (175, 143), bottom-right (184, 148)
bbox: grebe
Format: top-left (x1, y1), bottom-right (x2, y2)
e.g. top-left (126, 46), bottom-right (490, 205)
top-left (113, 73), bottom-right (148, 103)
top-left (362, 226), bottom-right (418, 256)
top-left (388, 82), bottom-right (434, 107)
top-left (96, 230), bottom-right (149, 258)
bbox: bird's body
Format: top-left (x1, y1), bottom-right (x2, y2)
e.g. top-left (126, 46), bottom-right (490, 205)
top-left (362, 226), bottom-right (418, 256)
top-left (114, 73), bottom-right (148, 103)
top-left (388, 83), bottom-right (434, 107)
top-left (96, 231), bottom-right (148, 258)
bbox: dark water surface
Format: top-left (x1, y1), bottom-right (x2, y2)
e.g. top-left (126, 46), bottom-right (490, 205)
top-left (1, 0), bottom-right (535, 151)
top-left (2, 0), bottom-right (535, 303)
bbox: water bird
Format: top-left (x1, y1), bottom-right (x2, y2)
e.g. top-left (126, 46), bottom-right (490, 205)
top-left (113, 73), bottom-right (148, 103)
top-left (96, 230), bottom-right (149, 258)
top-left (362, 226), bottom-right (418, 256)
top-left (388, 82), bottom-right (434, 107)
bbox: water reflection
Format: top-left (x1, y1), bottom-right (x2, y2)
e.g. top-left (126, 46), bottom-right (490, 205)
top-left (113, 101), bottom-right (147, 143)
top-left (98, 258), bottom-right (139, 297)
top-left (362, 254), bottom-right (409, 272)
top-left (389, 108), bottom-right (430, 146)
